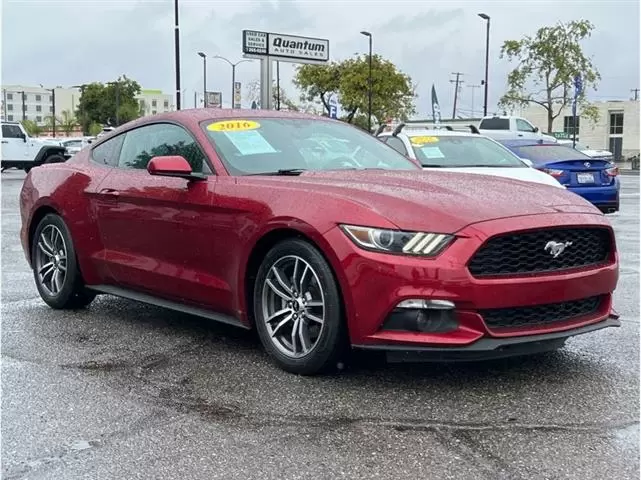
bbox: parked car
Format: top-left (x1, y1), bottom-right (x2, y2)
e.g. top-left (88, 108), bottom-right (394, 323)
top-left (477, 115), bottom-right (557, 142)
top-left (499, 139), bottom-right (620, 213)
top-left (1, 121), bottom-right (69, 172)
top-left (376, 126), bottom-right (563, 188)
top-left (20, 110), bottom-right (619, 375)
top-left (61, 137), bottom-right (91, 156)
top-left (557, 139), bottom-right (614, 161)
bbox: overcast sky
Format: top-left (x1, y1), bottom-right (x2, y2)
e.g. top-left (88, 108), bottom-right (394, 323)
top-left (2, 0), bottom-right (639, 117)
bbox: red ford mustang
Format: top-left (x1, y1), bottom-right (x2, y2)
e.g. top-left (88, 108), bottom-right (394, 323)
top-left (19, 109), bottom-right (620, 374)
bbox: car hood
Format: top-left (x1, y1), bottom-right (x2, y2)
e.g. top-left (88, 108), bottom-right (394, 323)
top-left (423, 166), bottom-right (564, 189)
top-left (242, 170), bottom-right (600, 233)
top-left (582, 149), bottom-right (613, 158)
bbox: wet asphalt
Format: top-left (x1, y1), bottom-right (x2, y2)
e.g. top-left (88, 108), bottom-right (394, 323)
top-left (1, 170), bottom-right (639, 480)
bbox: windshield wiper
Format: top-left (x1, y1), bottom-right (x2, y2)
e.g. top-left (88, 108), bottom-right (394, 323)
top-left (248, 168), bottom-right (307, 176)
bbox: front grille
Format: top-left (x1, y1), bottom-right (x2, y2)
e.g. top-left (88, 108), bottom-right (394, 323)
top-left (468, 227), bottom-right (612, 277)
top-left (480, 296), bottom-right (603, 330)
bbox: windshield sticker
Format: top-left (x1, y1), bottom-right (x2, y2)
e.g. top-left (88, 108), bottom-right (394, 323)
top-left (207, 120), bottom-right (260, 132)
top-left (224, 130), bottom-right (277, 155)
top-left (419, 146), bottom-right (445, 159)
top-left (410, 136), bottom-right (439, 146)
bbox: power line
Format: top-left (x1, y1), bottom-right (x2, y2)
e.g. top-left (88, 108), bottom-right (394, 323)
top-left (450, 72), bottom-right (464, 119)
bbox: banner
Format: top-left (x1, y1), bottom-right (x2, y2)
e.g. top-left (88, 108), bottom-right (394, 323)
top-left (431, 84), bottom-right (442, 126)
top-left (233, 82), bottom-right (242, 109)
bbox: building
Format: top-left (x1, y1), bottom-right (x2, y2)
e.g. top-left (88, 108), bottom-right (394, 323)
top-left (137, 89), bottom-right (173, 116)
top-left (1, 85), bottom-right (174, 126)
top-left (1, 85), bottom-right (81, 124)
top-left (518, 100), bottom-right (640, 160)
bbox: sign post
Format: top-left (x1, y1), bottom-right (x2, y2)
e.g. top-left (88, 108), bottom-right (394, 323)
top-left (242, 30), bottom-right (330, 110)
top-left (233, 82), bottom-right (242, 109)
top-left (206, 91), bottom-right (222, 108)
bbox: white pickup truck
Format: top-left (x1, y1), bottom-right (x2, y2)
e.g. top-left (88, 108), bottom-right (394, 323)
top-left (477, 115), bottom-right (557, 142)
top-left (1, 121), bottom-right (70, 173)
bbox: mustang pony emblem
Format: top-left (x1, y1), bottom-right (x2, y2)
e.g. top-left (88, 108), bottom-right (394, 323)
top-left (544, 240), bottom-right (573, 258)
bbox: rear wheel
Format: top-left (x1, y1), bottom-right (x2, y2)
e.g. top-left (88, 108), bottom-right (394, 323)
top-left (253, 239), bottom-right (348, 375)
top-left (31, 214), bottom-right (96, 309)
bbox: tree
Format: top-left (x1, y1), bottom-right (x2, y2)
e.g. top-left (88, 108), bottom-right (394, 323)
top-left (294, 55), bottom-right (416, 124)
top-left (244, 79), bottom-right (321, 113)
top-left (21, 120), bottom-right (43, 136)
top-left (45, 110), bottom-right (78, 136)
top-left (498, 20), bottom-right (601, 132)
top-left (76, 76), bottom-right (142, 133)
top-left (88, 122), bottom-right (103, 136)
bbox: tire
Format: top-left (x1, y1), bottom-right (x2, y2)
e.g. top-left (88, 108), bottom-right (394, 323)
top-left (43, 154), bottom-right (65, 164)
top-left (31, 213), bottom-right (96, 309)
top-left (253, 238), bottom-right (348, 375)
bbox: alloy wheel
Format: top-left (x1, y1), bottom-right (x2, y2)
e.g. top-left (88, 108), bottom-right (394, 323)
top-left (261, 255), bottom-right (326, 358)
top-left (34, 224), bottom-right (68, 296)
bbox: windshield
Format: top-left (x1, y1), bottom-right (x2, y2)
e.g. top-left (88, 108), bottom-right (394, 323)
top-left (511, 145), bottom-right (592, 163)
top-left (409, 135), bottom-right (526, 168)
top-left (200, 118), bottom-right (420, 175)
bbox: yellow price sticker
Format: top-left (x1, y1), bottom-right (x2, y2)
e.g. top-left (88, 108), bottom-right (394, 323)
top-left (410, 136), bottom-right (439, 145)
top-left (207, 120), bottom-right (260, 132)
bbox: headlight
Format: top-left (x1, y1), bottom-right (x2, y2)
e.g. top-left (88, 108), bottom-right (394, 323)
top-left (340, 225), bottom-right (454, 256)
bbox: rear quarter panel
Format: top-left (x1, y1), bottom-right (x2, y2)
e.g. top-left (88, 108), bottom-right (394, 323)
top-left (21, 158), bottom-right (111, 284)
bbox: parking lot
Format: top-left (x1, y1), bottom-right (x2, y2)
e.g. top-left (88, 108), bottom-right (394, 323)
top-left (1, 170), bottom-right (639, 479)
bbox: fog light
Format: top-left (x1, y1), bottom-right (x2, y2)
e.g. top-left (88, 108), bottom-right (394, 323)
top-left (396, 299), bottom-right (455, 310)
top-left (383, 299), bottom-right (458, 333)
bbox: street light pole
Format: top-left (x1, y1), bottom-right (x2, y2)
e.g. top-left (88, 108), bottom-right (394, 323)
top-left (360, 31), bottom-right (373, 132)
top-left (211, 55), bottom-right (252, 108)
top-left (174, 0), bottom-right (181, 110)
top-left (198, 52), bottom-right (207, 107)
top-left (478, 13), bottom-right (490, 117)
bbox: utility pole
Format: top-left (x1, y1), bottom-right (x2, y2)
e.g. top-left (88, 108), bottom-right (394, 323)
top-left (450, 72), bottom-right (464, 119)
top-left (467, 84), bottom-right (481, 118)
top-left (21, 91), bottom-right (26, 121)
top-left (631, 88), bottom-right (639, 101)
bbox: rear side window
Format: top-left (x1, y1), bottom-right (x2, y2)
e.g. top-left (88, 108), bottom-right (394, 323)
top-left (479, 118), bottom-right (510, 130)
top-left (91, 134), bottom-right (125, 167)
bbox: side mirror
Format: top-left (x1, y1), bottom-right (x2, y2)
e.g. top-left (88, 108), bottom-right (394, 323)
top-left (147, 155), bottom-right (206, 181)
top-left (19, 132), bottom-right (27, 142)
top-left (533, 126), bottom-right (539, 133)
top-left (520, 158), bottom-right (534, 167)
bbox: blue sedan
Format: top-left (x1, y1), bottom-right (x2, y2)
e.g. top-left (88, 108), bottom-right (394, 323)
top-left (499, 139), bottom-right (620, 213)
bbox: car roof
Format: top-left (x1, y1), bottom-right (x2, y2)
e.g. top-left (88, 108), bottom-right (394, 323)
top-left (105, 108), bottom-right (335, 136)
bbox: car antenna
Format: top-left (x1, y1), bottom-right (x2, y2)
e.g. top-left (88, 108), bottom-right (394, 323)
top-left (392, 123), bottom-right (405, 137)
top-left (373, 124), bottom-right (387, 136)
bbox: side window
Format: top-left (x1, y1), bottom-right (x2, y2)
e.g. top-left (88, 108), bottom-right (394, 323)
top-left (91, 134), bottom-right (125, 166)
top-left (2, 124), bottom-right (24, 138)
top-left (516, 119), bottom-right (535, 132)
top-left (117, 123), bottom-right (211, 173)
top-left (385, 136), bottom-right (408, 155)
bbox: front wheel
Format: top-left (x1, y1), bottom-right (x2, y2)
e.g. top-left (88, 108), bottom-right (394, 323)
top-left (253, 239), bottom-right (348, 375)
top-left (31, 213), bottom-right (96, 309)
top-left (43, 154), bottom-right (66, 164)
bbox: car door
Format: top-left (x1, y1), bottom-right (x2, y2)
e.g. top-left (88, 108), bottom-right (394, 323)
top-left (515, 118), bottom-right (538, 140)
top-left (1, 124), bottom-right (29, 161)
top-left (94, 122), bottom-right (227, 308)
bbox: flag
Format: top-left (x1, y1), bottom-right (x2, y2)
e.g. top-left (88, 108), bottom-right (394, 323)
top-left (431, 84), bottom-right (442, 126)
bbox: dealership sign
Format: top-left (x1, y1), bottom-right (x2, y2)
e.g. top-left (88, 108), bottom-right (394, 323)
top-left (243, 30), bottom-right (329, 63)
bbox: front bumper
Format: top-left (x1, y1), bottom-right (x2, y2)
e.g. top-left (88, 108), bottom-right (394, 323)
top-left (325, 212), bottom-right (618, 349)
top-left (355, 314), bottom-right (620, 362)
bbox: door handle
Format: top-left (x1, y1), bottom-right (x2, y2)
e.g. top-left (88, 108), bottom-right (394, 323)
top-left (99, 188), bottom-right (120, 198)
top-left (1, 140), bottom-right (8, 144)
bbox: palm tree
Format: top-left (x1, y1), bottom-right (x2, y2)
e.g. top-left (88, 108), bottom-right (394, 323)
top-left (21, 119), bottom-right (44, 136)
top-left (60, 110), bottom-right (78, 136)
